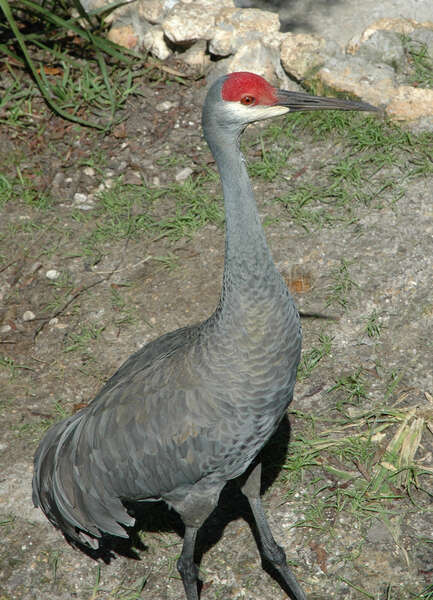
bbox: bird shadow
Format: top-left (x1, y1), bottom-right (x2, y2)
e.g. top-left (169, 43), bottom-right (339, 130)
top-left (67, 415), bottom-right (295, 595)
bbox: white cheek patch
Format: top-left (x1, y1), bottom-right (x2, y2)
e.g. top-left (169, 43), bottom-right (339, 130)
top-left (226, 102), bottom-right (290, 121)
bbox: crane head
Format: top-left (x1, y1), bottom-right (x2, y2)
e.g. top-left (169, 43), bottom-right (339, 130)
top-left (213, 71), bottom-right (378, 125)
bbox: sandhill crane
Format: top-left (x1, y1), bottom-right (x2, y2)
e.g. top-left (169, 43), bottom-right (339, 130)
top-left (33, 71), bottom-right (377, 600)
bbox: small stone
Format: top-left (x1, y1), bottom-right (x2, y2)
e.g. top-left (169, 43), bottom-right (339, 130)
top-left (46, 269), bottom-right (60, 281)
top-left (387, 86), bottom-right (433, 121)
top-left (107, 25), bottom-right (138, 50)
top-left (138, 0), bottom-right (168, 24)
top-left (182, 40), bottom-right (211, 69)
top-left (124, 171), bottom-right (142, 186)
top-left (162, 0), bottom-right (233, 44)
top-left (143, 25), bottom-right (172, 61)
top-left (83, 167), bottom-right (95, 177)
top-left (0, 324), bottom-right (12, 334)
top-left (156, 100), bottom-right (176, 112)
top-left (175, 167), bottom-right (194, 182)
top-left (51, 172), bottom-right (64, 187)
top-left (73, 192), bottom-right (88, 204)
top-left (210, 7), bottom-right (281, 57)
top-left (28, 262), bottom-right (42, 274)
top-left (22, 311), bottom-right (36, 322)
top-left (280, 33), bottom-right (329, 81)
top-left (73, 192), bottom-right (95, 210)
top-left (48, 317), bottom-right (59, 326)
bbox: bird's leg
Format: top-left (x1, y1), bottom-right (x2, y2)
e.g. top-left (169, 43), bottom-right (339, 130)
top-left (174, 486), bottom-right (222, 600)
top-left (177, 525), bottom-right (200, 600)
top-left (241, 462), bottom-right (307, 600)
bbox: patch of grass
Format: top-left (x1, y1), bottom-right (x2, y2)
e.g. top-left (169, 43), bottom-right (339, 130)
top-left (0, 174), bottom-right (14, 206)
top-left (110, 285), bottom-right (137, 328)
top-left (247, 137), bottom-right (292, 181)
top-left (154, 177), bottom-right (223, 240)
top-left (0, 170), bottom-right (53, 209)
top-left (326, 258), bottom-right (358, 309)
top-left (81, 174), bottom-right (223, 258)
top-left (14, 401), bottom-right (69, 439)
top-left (0, 0), bottom-right (145, 130)
top-left (385, 369), bottom-right (404, 400)
top-left (284, 403), bottom-right (430, 533)
top-left (276, 183), bottom-right (343, 230)
top-left (86, 565), bottom-right (147, 600)
top-left (265, 110), bottom-right (432, 219)
top-left (419, 585), bottom-right (433, 600)
top-left (0, 355), bottom-right (34, 379)
top-left (297, 332), bottom-right (333, 380)
top-left (155, 154), bottom-right (189, 169)
top-left (328, 368), bottom-right (368, 410)
top-left (365, 309), bottom-right (382, 338)
top-left (337, 576), bottom-right (375, 598)
top-left (402, 36), bottom-right (433, 88)
top-left (266, 112), bottom-right (427, 230)
top-left (64, 323), bottom-right (105, 354)
top-left (81, 180), bottom-right (157, 255)
top-left (152, 253), bottom-right (180, 271)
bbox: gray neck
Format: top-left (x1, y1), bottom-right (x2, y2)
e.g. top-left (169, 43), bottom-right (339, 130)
top-left (205, 127), bottom-right (280, 300)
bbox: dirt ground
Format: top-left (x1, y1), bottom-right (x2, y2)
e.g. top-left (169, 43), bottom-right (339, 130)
top-left (1, 69), bottom-right (432, 600)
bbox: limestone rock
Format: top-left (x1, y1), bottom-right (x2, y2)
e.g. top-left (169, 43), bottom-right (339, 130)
top-left (316, 56), bottom-right (397, 107)
top-left (162, 0), bottom-right (234, 45)
top-left (22, 311), bottom-right (36, 322)
top-left (143, 25), bottom-right (172, 60)
top-left (210, 39), bottom-right (292, 88)
top-left (138, 0), bottom-right (172, 24)
top-left (182, 40), bottom-right (211, 71)
top-left (347, 18), bottom-right (433, 54)
top-left (355, 30), bottom-right (405, 69)
top-left (387, 86), bottom-right (433, 121)
top-left (280, 33), bottom-right (330, 81)
top-left (107, 24), bottom-right (139, 49)
top-left (209, 8), bottom-right (281, 57)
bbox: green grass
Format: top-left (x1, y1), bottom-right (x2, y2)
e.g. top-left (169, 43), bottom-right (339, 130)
top-left (86, 565), bottom-right (148, 600)
top-left (110, 285), bottom-right (137, 328)
top-left (0, 172), bottom-right (53, 209)
top-left (0, 355), bottom-right (34, 378)
top-left (64, 323), bottom-right (105, 353)
top-left (364, 309), bottom-right (382, 338)
top-left (297, 332), bottom-right (333, 380)
top-left (326, 258), bottom-right (358, 309)
top-left (258, 111), bottom-right (432, 233)
top-left (14, 400), bottom-right (69, 439)
top-left (247, 137), bottom-right (293, 181)
top-left (328, 368), bottom-right (368, 410)
top-left (402, 36), bottom-right (433, 88)
top-left (79, 175), bottom-right (223, 260)
top-left (0, 0), bottom-right (145, 130)
top-left (284, 404), bottom-right (429, 527)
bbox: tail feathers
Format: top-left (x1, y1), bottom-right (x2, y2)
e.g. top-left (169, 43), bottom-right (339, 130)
top-left (32, 412), bottom-right (134, 549)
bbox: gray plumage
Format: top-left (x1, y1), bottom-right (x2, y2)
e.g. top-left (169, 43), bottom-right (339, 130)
top-left (33, 72), bottom-right (377, 600)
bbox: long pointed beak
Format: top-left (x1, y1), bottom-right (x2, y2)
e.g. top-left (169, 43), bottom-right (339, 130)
top-left (275, 89), bottom-right (378, 113)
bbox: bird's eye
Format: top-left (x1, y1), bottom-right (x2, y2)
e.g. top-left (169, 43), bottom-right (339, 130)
top-left (241, 95), bottom-right (255, 106)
